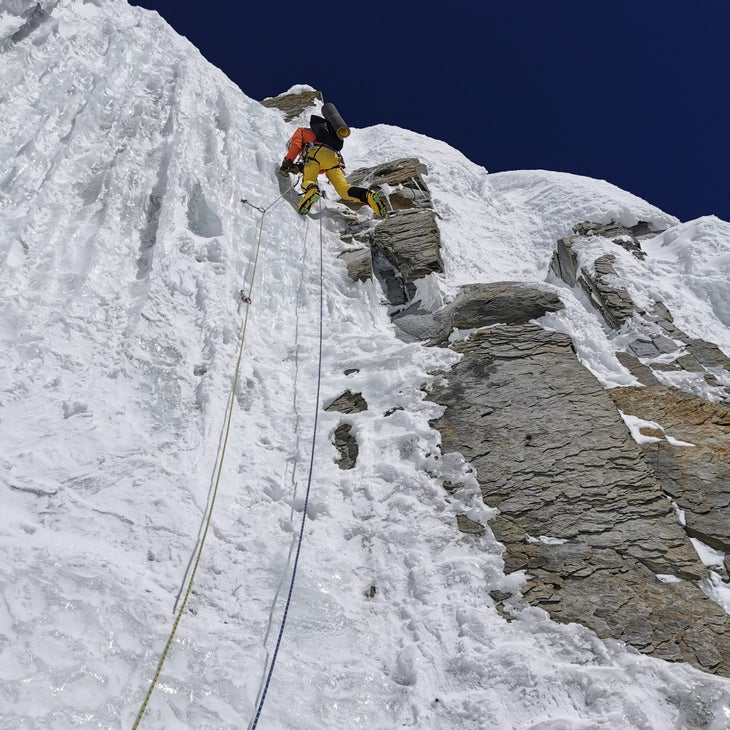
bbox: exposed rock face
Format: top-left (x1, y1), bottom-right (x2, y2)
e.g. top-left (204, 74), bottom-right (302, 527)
top-left (260, 89), bottom-right (322, 121)
top-left (326, 391), bottom-right (367, 469)
top-left (321, 143), bottom-right (730, 675)
top-left (456, 514), bottom-right (485, 535)
top-left (428, 323), bottom-right (730, 675)
top-left (551, 228), bottom-right (643, 328)
top-left (338, 247), bottom-right (372, 283)
top-left (443, 284), bottom-right (564, 329)
top-left (610, 385), bottom-right (730, 555)
top-left (347, 158), bottom-right (433, 212)
top-left (550, 221), bottom-right (730, 402)
top-left (337, 158), bottom-right (443, 306)
top-left (325, 390), bottom-right (368, 415)
top-left (392, 282), bottom-right (564, 344)
top-left (372, 209), bottom-right (443, 304)
top-left (551, 221), bottom-right (656, 287)
top-left (579, 253), bottom-right (636, 329)
top-left (333, 423), bottom-right (358, 470)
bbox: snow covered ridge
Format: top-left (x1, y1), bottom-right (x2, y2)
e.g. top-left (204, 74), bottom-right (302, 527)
top-left (2, 2), bottom-right (730, 729)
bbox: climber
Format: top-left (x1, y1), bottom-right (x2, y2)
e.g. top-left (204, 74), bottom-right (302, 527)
top-left (279, 103), bottom-right (387, 218)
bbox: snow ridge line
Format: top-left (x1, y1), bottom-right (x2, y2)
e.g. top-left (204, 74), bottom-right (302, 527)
top-left (249, 198), bottom-right (325, 730)
top-left (131, 185), bottom-right (295, 729)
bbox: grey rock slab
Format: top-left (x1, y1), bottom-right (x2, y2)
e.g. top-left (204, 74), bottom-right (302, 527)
top-left (428, 323), bottom-right (730, 675)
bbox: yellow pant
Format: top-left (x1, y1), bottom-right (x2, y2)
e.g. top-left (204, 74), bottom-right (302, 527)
top-left (301, 146), bottom-right (360, 202)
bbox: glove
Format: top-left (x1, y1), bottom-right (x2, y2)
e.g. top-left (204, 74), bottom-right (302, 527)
top-left (279, 159), bottom-right (299, 176)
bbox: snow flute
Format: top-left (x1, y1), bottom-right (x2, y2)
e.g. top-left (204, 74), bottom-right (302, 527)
top-left (322, 103), bottom-right (350, 139)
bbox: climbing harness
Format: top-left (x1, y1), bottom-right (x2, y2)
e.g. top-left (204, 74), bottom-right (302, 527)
top-left (131, 179), bottom-right (299, 729)
top-left (302, 141), bottom-right (345, 171)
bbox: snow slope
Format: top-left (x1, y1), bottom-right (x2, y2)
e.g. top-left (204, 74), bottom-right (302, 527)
top-left (2, 1), bottom-right (730, 728)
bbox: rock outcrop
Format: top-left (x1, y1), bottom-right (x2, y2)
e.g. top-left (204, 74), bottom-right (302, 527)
top-left (326, 390), bottom-right (368, 470)
top-left (393, 282), bottom-right (564, 345)
top-left (325, 390), bottom-right (368, 415)
top-left (262, 89), bottom-right (730, 677)
top-left (363, 200), bottom-right (730, 675)
top-left (338, 157), bottom-right (443, 306)
top-left (428, 321), bottom-right (730, 675)
top-left (332, 423), bottom-right (358, 470)
top-left (261, 89), bottom-right (322, 121)
top-left (610, 385), bottom-right (730, 559)
top-left (338, 157), bottom-right (730, 674)
top-left (550, 221), bottom-right (730, 402)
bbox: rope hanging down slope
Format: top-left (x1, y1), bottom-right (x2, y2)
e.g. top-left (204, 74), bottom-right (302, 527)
top-left (248, 202), bottom-right (325, 730)
top-left (132, 180), bottom-right (311, 729)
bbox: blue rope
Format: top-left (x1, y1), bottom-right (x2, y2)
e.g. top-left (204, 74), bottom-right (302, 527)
top-left (249, 206), bottom-right (324, 730)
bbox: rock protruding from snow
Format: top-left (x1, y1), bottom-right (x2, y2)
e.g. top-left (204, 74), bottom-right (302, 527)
top-left (391, 282), bottom-right (564, 344)
top-left (260, 88), bottom-right (322, 121)
top-left (550, 221), bottom-right (730, 402)
top-left (551, 220), bottom-right (659, 286)
top-left (332, 423), bottom-right (358, 470)
top-left (373, 209), bottom-right (443, 299)
top-left (347, 157), bottom-right (432, 211)
top-left (429, 322), bottom-right (730, 676)
top-left (440, 282), bottom-right (564, 343)
top-left (325, 392), bottom-right (366, 470)
top-left (338, 247), bottom-right (372, 283)
top-left (610, 386), bottom-right (730, 558)
top-left (337, 157), bottom-right (442, 306)
top-left (325, 390), bottom-right (368, 414)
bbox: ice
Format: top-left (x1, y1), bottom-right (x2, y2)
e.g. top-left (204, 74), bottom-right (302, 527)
top-left (1, 1), bottom-right (730, 729)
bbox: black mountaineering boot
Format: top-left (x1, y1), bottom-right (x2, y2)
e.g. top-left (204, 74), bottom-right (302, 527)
top-left (347, 186), bottom-right (386, 218)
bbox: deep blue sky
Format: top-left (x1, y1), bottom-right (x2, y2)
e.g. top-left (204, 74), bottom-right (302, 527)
top-left (129, 1), bottom-right (730, 223)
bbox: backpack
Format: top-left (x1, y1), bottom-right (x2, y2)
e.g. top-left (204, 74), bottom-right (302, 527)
top-left (309, 115), bottom-right (342, 150)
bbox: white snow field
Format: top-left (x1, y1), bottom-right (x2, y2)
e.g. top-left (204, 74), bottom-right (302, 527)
top-left (1, 1), bottom-right (730, 728)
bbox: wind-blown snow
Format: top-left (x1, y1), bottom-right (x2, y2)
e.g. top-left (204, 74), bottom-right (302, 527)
top-left (2, 1), bottom-right (730, 729)
top-left (642, 216), bottom-right (730, 338)
top-left (619, 412), bottom-right (696, 447)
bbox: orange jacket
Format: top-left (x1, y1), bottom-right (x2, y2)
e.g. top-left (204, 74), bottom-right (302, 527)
top-left (284, 127), bottom-right (316, 162)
